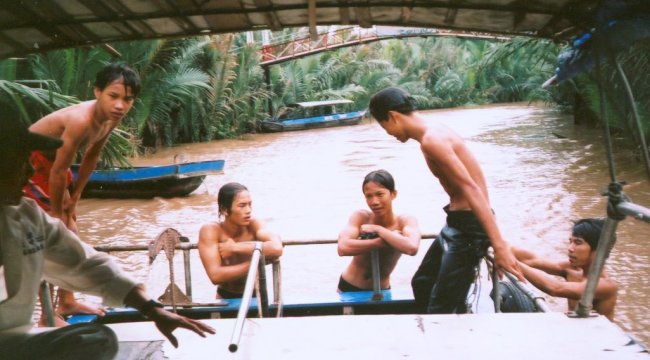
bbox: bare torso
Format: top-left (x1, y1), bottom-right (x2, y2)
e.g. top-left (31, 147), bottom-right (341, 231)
top-left (564, 266), bottom-right (617, 320)
top-left (341, 213), bottom-right (409, 289)
top-left (29, 100), bottom-right (117, 153)
top-left (421, 123), bottom-right (489, 211)
top-left (211, 222), bottom-right (258, 294)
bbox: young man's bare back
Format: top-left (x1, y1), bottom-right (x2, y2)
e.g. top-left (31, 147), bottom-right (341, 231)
top-left (369, 87), bottom-right (522, 313)
top-left (337, 170), bottom-right (420, 291)
top-left (23, 63), bottom-right (140, 324)
top-left (514, 218), bottom-right (618, 320)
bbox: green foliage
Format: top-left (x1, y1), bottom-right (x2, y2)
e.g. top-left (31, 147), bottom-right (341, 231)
top-left (7, 27), bottom-right (647, 158)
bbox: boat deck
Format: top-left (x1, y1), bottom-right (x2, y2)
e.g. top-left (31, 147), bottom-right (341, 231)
top-left (108, 312), bottom-right (646, 360)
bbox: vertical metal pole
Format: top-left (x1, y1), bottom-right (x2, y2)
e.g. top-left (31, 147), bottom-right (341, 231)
top-left (257, 252), bottom-right (269, 318)
top-left (39, 281), bottom-right (56, 327)
top-left (272, 261), bottom-right (281, 304)
top-left (229, 242), bottom-right (262, 353)
top-left (370, 249), bottom-right (383, 301)
top-left (182, 249), bottom-right (192, 302)
top-left (575, 217), bottom-right (619, 317)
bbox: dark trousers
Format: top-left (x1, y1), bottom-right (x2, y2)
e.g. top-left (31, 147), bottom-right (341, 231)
top-left (1, 323), bottom-right (118, 360)
top-left (411, 206), bottom-right (490, 314)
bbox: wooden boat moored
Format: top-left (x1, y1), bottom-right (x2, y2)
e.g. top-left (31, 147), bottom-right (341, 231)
top-left (72, 159), bottom-right (225, 199)
top-left (261, 99), bottom-right (366, 133)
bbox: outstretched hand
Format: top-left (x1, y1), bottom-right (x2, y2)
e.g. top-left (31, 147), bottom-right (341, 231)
top-left (149, 308), bottom-right (216, 348)
top-left (493, 246), bottom-right (526, 282)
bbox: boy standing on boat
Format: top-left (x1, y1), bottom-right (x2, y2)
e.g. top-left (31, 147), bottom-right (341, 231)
top-left (22, 62), bottom-right (139, 325)
top-left (368, 87), bottom-right (524, 314)
top-left (0, 118), bottom-right (215, 359)
top-left (513, 218), bottom-right (618, 320)
top-left (337, 170), bottom-right (421, 292)
top-left (198, 182), bottom-right (284, 299)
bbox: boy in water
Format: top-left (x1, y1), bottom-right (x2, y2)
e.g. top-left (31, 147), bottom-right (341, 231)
top-left (337, 170), bottom-right (421, 291)
top-left (23, 62), bottom-right (140, 324)
top-left (369, 87), bottom-right (523, 313)
top-left (513, 218), bottom-right (618, 320)
top-left (198, 182), bottom-right (283, 299)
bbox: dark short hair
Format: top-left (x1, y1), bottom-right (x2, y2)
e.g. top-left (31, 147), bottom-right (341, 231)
top-left (362, 169), bottom-right (396, 192)
top-left (368, 87), bottom-right (417, 122)
top-left (94, 62), bottom-right (141, 96)
top-left (218, 182), bottom-right (248, 216)
top-left (572, 218), bottom-right (608, 250)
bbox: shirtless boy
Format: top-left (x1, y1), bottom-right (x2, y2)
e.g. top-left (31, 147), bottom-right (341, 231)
top-left (198, 182), bottom-right (283, 299)
top-left (368, 87), bottom-right (523, 314)
top-left (23, 62), bottom-right (140, 323)
top-left (337, 170), bottom-right (421, 291)
top-left (513, 218), bottom-right (618, 320)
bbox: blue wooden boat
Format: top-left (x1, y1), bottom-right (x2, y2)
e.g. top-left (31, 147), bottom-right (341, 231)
top-left (261, 99), bottom-right (366, 133)
top-left (72, 159), bottom-right (225, 199)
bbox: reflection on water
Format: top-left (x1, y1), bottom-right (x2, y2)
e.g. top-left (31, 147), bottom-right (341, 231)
top-left (76, 103), bottom-right (650, 346)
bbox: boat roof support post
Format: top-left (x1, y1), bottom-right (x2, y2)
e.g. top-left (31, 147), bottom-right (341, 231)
top-left (229, 242), bottom-right (263, 353)
top-left (612, 54), bottom-right (650, 182)
top-left (595, 53), bottom-right (617, 183)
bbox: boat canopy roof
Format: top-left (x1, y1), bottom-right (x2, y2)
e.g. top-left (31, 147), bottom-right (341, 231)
top-left (287, 100), bottom-right (354, 108)
top-left (0, 0), bottom-right (608, 60)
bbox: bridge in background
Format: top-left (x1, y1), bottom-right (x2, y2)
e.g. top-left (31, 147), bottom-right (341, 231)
top-left (256, 26), bottom-right (510, 67)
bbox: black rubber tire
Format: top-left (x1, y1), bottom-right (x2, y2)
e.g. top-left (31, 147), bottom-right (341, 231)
top-left (490, 280), bottom-right (537, 313)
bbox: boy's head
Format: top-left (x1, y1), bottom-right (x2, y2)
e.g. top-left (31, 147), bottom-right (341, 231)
top-left (368, 87), bottom-right (417, 122)
top-left (95, 62), bottom-right (141, 96)
top-left (572, 218), bottom-right (608, 251)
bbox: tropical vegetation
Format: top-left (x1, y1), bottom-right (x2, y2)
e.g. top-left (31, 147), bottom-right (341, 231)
top-left (0, 27), bottom-right (648, 165)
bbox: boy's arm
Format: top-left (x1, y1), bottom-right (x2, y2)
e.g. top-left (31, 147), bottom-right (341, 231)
top-left (421, 138), bottom-right (524, 280)
top-left (520, 263), bottom-right (617, 301)
top-left (253, 221), bottom-right (284, 260)
top-left (48, 123), bottom-right (85, 222)
top-left (512, 246), bottom-right (566, 276)
top-left (198, 224), bottom-right (250, 285)
top-left (361, 215), bottom-right (420, 256)
top-left (123, 286), bottom-right (215, 348)
top-left (70, 134), bottom-right (110, 205)
top-left (337, 211), bottom-right (385, 256)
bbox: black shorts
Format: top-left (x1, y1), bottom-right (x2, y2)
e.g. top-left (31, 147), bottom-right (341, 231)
top-left (337, 276), bottom-right (390, 292)
top-left (217, 286), bottom-right (246, 299)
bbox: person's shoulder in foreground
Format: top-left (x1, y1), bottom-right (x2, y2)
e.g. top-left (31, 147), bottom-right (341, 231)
top-left (0, 118), bottom-right (215, 359)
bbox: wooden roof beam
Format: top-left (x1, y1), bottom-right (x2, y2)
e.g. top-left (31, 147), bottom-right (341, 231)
top-left (154, 0), bottom-right (201, 33)
top-left (354, 7), bottom-right (372, 29)
top-left (309, 0), bottom-right (318, 41)
top-left (338, 0), bottom-right (351, 25)
top-left (254, 0), bottom-right (283, 31)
